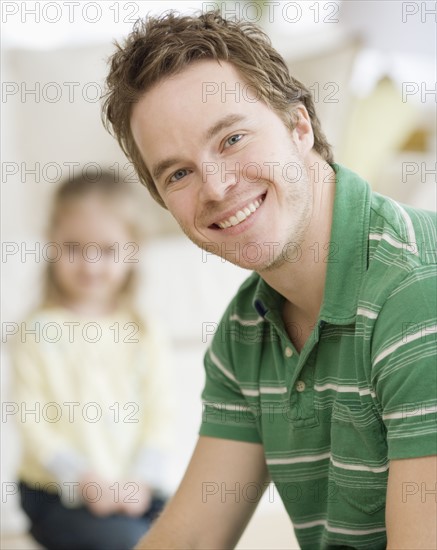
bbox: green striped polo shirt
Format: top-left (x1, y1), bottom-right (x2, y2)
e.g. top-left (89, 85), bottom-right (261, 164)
top-left (200, 164), bottom-right (437, 550)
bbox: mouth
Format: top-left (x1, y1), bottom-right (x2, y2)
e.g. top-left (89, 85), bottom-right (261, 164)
top-left (211, 194), bottom-right (266, 230)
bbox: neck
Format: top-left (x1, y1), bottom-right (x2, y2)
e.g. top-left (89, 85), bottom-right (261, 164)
top-left (59, 297), bottom-right (119, 318)
top-left (259, 162), bottom-right (336, 324)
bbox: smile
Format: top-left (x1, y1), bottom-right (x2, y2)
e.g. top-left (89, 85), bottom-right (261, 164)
top-left (216, 195), bottom-right (265, 229)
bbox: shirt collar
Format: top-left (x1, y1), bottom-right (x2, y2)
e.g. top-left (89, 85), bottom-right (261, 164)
top-left (253, 163), bottom-right (372, 325)
top-left (318, 163), bottom-right (371, 323)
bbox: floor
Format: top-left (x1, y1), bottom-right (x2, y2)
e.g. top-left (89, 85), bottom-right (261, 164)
top-left (0, 534), bottom-right (42, 549)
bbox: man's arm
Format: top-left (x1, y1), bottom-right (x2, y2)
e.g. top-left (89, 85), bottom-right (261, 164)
top-left (386, 455), bottom-right (437, 549)
top-left (135, 435), bottom-right (269, 550)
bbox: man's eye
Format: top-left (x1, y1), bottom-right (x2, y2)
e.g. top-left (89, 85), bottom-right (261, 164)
top-left (224, 134), bottom-right (243, 148)
top-left (169, 169), bottom-right (189, 183)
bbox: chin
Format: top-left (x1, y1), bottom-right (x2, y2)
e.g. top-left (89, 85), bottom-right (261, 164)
top-left (221, 250), bottom-right (283, 273)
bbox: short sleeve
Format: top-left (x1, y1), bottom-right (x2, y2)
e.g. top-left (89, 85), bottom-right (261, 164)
top-left (371, 265), bottom-right (437, 459)
top-left (199, 305), bottom-right (262, 444)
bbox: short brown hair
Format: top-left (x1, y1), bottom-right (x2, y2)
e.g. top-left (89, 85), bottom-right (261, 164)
top-left (102, 9), bottom-right (333, 209)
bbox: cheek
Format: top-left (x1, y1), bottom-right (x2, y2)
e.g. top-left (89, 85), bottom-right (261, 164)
top-left (242, 161), bottom-right (263, 183)
top-left (107, 260), bottom-right (132, 283)
top-left (166, 192), bottom-right (196, 224)
top-left (52, 258), bottom-right (75, 282)
top-left (237, 140), bottom-right (287, 184)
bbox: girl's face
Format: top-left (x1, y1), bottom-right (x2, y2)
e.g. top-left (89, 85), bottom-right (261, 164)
top-left (51, 196), bottom-right (135, 311)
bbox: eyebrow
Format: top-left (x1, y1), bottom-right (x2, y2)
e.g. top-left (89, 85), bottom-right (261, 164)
top-left (151, 113), bottom-right (248, 182)
top-left (152, 157), bottom-right (184, 182)
top-left (203, 113), bottom-right (247, 142)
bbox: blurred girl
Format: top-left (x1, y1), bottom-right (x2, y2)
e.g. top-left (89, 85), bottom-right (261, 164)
top-left (11, 172), bottom-right (173, 550)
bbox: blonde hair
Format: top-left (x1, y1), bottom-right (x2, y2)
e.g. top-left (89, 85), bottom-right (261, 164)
top-left (43, 172), bottom-right (145, 325)
top-left (102, 9), bottom-right (333, 208)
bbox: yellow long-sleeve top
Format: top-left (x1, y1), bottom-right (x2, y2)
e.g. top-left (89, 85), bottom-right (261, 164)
top-left (10, 306), bottom-right (173, 502)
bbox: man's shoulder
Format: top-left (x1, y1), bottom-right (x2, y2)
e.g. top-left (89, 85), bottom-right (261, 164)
top-left (368, 192), bottom-right (437, 269)
top-left (357, 193), bottom-right (436, 320)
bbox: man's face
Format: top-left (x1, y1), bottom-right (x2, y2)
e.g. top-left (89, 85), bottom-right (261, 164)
top-left (131, 60), bottom-right (313, 272)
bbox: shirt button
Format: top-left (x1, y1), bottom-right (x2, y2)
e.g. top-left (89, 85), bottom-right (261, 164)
top-left (295, 380), bottom-right (306, 392)
top-left (285, 347), bottom-right (293, 357)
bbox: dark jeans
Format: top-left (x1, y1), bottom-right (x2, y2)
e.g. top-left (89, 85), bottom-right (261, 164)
top-left (19, 481), bottom-right (166, 550)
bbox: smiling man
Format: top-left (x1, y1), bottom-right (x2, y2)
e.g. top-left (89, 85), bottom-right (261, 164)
top-left (102, 10), bottom-right (437, 550)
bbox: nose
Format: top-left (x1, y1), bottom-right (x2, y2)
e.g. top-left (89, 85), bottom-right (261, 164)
top-left (78, 249), bottom-right (103, 274)
top-left (199, 160), bottom-right (239, 202)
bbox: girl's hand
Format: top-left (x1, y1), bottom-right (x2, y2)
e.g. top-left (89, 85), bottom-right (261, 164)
top-left (119, 482), bottom-right (153, 517)
top-left (79, 472), bottom-right (119, 517)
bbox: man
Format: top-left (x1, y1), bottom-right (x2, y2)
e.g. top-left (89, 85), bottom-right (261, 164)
top-left (102, 10), bottom-right (437, 550)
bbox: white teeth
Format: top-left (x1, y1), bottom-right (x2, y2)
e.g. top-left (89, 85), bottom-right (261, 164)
top-left (217, 197), bottom-right (264, 229)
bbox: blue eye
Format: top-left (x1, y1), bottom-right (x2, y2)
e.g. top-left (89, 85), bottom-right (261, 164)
top-left (225, 134), bottom-right (243, 148)
top-left (169, 169), bottom-right (189, 183)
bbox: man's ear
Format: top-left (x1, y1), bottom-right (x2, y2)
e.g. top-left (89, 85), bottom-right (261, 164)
top-left (291, 104), bottom-right (314, 155)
